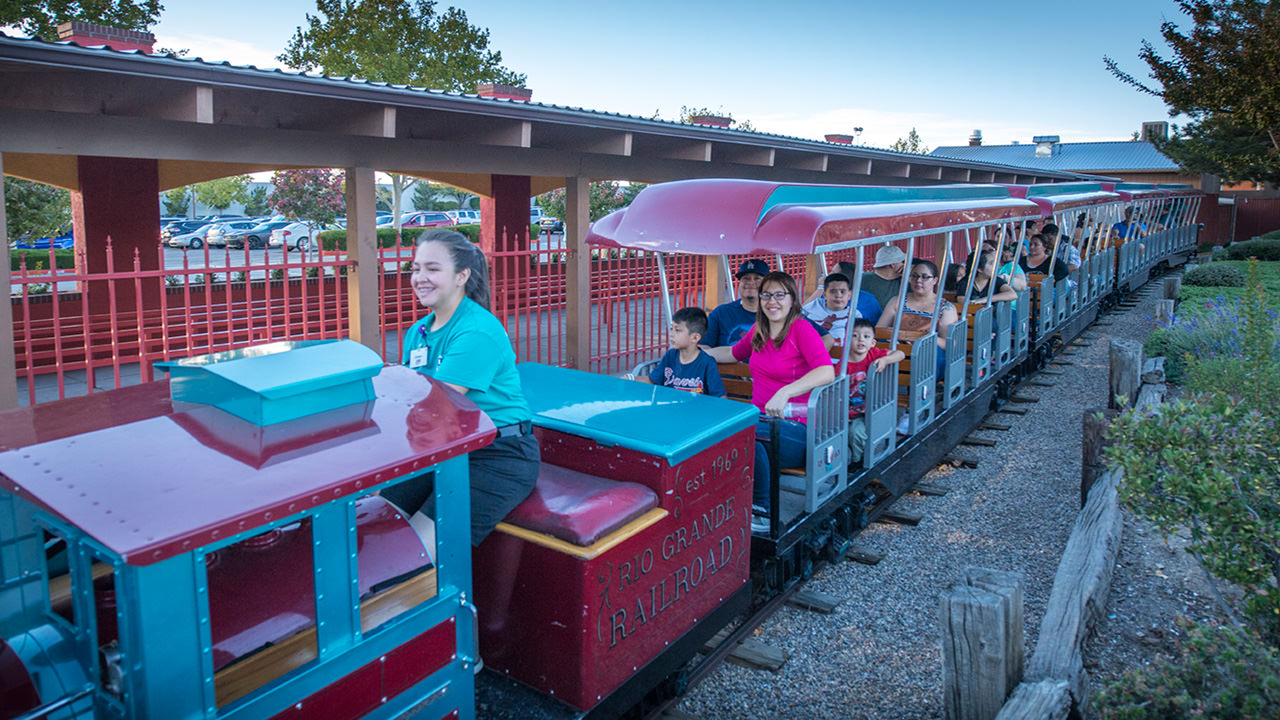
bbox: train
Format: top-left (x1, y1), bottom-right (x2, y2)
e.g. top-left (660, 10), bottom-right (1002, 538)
top-left (0, 179), bottom-right (1200, 720)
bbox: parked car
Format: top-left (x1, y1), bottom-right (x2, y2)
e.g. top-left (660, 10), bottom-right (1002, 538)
top-left (225, 219), bottom-right (291, 249)
top-left (13, 231), bottom-right (74, 250)
top-left (268, 221), bottom-right (318, 250)
top-left (206, 220), bottom-right (261, 247)
top-left (401, 211), bottom-right (455, 229)
top-left (447, 209), bottom-right (480, 225)
top-left (162, 220), bottom-right (213, 242)
top-left (167, 225), bottom-right (217, 249)
top-left (539, 216), bottom-right (564, 233)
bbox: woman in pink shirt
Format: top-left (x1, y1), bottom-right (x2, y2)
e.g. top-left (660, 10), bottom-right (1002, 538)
top-left (708, 272), bottom-right (834, 530)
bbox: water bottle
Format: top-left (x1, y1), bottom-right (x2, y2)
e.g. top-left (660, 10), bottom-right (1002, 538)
top-left (783, 402), bottom-right (807, 419)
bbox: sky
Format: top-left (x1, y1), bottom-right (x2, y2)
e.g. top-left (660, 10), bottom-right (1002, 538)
top-left (87, 1), bottom-right (1192, 150)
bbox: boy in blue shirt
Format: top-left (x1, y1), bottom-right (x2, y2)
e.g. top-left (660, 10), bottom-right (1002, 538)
top-left (632, 307), bottom-right (726, 397)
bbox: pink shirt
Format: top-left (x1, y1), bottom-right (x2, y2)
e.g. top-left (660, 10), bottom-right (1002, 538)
top-left (732, 319), bottom-right (831, 420)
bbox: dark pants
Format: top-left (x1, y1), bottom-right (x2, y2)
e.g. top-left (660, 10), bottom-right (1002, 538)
top-left (381, 433), bottom-right (540, 546)
top-left (752, 418), bottom-right (807, 513)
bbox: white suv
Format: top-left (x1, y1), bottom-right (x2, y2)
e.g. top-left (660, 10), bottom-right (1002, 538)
top-left (269, 222), bottom-right (317, 250)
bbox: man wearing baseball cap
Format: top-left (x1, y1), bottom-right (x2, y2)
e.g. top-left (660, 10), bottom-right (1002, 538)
top-left (703, 258), bottom-right (769, 348)
top-left (861, 245), bottom-right (906, 313)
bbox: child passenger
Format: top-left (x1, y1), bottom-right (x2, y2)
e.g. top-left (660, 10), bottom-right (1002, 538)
top-left (634, 307), bottom-right (726, 397)
top-left (844, 318), bottom-right (905, 464)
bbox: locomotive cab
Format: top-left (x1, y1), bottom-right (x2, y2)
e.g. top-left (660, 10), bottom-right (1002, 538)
top-left (0, 340), bottom-right (493, 720)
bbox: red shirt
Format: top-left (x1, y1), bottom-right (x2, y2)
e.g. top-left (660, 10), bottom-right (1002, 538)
top-left (846, 346), bottom-right (889, 417)
top-left (731, 319), bottom-right (830, 422)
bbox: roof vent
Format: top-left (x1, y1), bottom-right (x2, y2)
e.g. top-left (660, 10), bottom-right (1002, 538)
top-left (969, 130), bottom-right (982, 146)
top-left (1033, 135), bottom-right (1060, 158)
top-left (476, 83), bottom-right (532, 101)
top-left (688, 114), bottom-right (732, 128)
top-left (56, 21), bottom-right (155, 53)
top-left (824, 134), bottom-right (853, 144)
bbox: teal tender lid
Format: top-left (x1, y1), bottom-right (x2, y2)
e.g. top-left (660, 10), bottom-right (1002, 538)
top-left (518, 363), bottom-right (758, 465)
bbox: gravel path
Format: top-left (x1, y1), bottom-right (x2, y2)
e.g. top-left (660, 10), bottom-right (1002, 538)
top-left (677, 277), bottom-right (1220, 720)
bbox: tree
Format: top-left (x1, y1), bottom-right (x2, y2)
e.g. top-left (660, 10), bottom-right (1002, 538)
top-left (242, 185), bottom-right (270, 216)
top-left (889, 128), bottom-right (929, 154)
top-left (535, 181), bottom-right (627, 223)
top-left (4, 177), bottom-right (70, 241)
top-left (161, 186), bottom-right (190, 216)
top-left (1105, 0), bottom-right (1280, 184)
top-left (268, 169), bottom-right (344, 231)
top-left (1, 0), bottom-right (162, 39)
top-left (192, 176), bottom-right (250, 215)
top-left (280, 0), bottom-right (525, 232)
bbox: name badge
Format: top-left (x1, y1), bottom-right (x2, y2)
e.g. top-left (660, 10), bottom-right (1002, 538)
top-left (409, 347), bottom-right (428, 369)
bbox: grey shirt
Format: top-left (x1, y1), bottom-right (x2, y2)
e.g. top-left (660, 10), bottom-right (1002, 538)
top-left (860, 271), bottom-right (902, 313)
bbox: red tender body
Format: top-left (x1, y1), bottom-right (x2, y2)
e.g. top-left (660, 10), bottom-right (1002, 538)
top-left (473, 425), bottom-right (754, 710)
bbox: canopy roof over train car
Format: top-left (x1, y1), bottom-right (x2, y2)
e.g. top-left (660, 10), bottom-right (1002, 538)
top-left (586, 179), bottom-right (1042, 256)
top-left (1104, 182), bottom-right (1170, 201)
top-left (0, 367), bottom-right (494, 565)
top-left (1008, 183), bottom-right (1122, 216)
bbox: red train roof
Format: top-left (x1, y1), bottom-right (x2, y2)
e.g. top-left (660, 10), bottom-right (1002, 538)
top-left (587, 179), bottom-right (1041, 255)
top-left (0, 367), bottom-right (494, 565)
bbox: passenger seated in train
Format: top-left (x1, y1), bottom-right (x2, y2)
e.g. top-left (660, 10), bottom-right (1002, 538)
top-left (1018, 234), bottom-right (1070, 282)
top-left (875, 259), bottom-right (958, 356)
top-left (996, 241), bottom-right (1028, 292)
top-left (1111, 207), bottom-right (1147, 241)
top-left (1042, 223), bottom-right (1082, 272)
top-left (629, 306), bottom-right (726, 397)
top-left (801, 272), bottom-right (857, 340)
top-left (943, 262), bottom-right (967, 294)
top-left (844, 318), bottom-right (905, 464)
top-left (704, 272), bottom-right (834, 532)
top-left (802, 261), bottom-right (882, 324)
top-left (861, 245), bottom-right (907, 314)
top-left (706, 258), bottom-right (835, 350)
top-left (965, 251), bottom-right (1018, 305)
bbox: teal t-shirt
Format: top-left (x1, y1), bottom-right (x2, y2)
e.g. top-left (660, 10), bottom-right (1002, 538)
top-left (401, 297), bottom-right (531, 428)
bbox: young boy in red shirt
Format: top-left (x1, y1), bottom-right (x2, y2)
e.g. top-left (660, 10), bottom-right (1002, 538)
top-left (845, 318), bottom-right (904, 465)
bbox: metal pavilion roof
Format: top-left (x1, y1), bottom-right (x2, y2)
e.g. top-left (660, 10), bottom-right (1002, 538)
top-left (0, 33), bottom-right (1097, 192)
top-left (930, 141), bottom-right (1180, 173)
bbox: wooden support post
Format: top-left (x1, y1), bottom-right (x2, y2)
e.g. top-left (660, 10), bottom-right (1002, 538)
top-left (0, 153), bottom-right (16, 409)
top-left (1156, 299), bottom-right (1175, 325)
top-left (962, 568), bottom-right (1025, 694)
top-left (564, 176), bottom-right (591, 370)
top-left (1163, 275), bottom-right (1181, 301)
top-left (344, 167), bottom-right (379, 354)
top-left (942, 583), bottom-right (1013, 720)
top-left (1108, 338), bottom-right (1143, 410)
top-left (1141, 357), bottom-right (1166, 384)
top-left (1081, 408), bottom-right (1118, 508)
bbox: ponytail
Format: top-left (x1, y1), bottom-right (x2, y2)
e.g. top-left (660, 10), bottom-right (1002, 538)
top-left (417, 229), bottom-right (492, 311)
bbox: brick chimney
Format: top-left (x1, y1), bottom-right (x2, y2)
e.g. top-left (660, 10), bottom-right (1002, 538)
top-left (475, 83), bottom-right (532, 101)
top-left (56, 21), bottom-right (155, 53)
top-left (969, 129), bottom-right (982, 147)
top-left (825, 134), bottom-right (853, 144)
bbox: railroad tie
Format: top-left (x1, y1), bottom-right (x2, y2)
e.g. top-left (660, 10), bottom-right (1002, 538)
top-left (1028, 380), bottom-right (1056, 387)
top-left (845, 546), bottom-right (885, 565)
top-left (1038, 368), bottom-right (1065, 376)
top-left (1009, 394), bottom-right (1040, 403)
top-left (960, 436), bottom-right (997, 447)
top-left (997, 406), bottom-right (1029, 415)
top-left (913, 482), bottom-right (952, 496)
top-left (979, 420), bottom-right (1012, 431)
top-left (943, 456), bottom-right (980, 468)
top-left (786, 589), bottom-right (843, 614)
top-left (876, 508), bottom-right (924, 526)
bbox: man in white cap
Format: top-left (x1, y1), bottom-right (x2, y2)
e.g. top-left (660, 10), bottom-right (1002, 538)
top-left (861, 245), bottom-right (906, 312)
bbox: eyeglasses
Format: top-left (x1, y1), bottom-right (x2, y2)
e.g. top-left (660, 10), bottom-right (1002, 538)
top-left (908, 274), bottom-right (935, 281)
top-left (758, 291), bottom-right (791, 301)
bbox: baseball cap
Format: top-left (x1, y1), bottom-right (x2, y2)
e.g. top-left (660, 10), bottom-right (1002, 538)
top-left (874, 245), bottom-right (907, 268)
top-left (735, 258), bottom-right (770, 278)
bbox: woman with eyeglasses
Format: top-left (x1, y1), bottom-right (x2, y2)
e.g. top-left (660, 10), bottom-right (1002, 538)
top-left (1018, 233), bottom-right (1070, 282)
top-left (875, 259), bottom-right (959, 354)
top-left (706, 271), bottom-right (834, 532)
top-left (965, 251), bottom-right (1018, 305)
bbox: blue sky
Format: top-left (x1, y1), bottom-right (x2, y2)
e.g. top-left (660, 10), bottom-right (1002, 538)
top-left (140, 1), bottom-right (1187, 149)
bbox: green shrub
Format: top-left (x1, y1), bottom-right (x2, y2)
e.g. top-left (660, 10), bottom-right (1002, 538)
top-left (1223, 237), bottom-right (1280, 261)
top-left (314, 223), bottom-right (540, 251)
top-left (1198, 240), bottom-right (1219, 254)
top-left (1094, 622), bottom-right (1280, 719)
top-left (11, 248), bottom-right (75, 271)
top-left (1185, 264), bottom-right (1246, 287)
top-left (1259, 228), bottom-right (1280, 241)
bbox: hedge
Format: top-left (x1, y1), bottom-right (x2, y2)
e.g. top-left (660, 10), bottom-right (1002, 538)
top-left (11, 248), bottom-right (75, 271)
top-left (1222, 237), bottom-right (1280, 261)
top-left (316, 223), bottom-right (540, 251)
